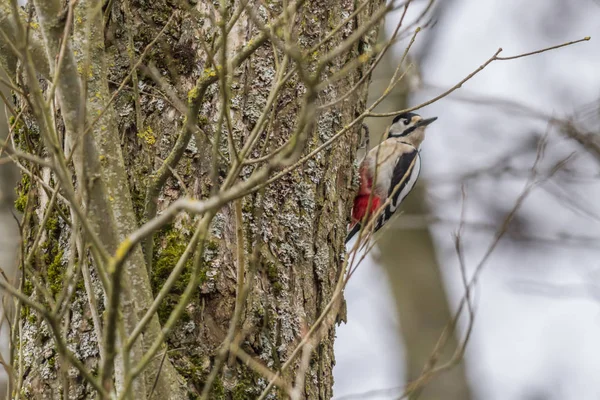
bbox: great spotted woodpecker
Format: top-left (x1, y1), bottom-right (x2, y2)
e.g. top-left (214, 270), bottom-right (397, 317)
top-left (346, 112), bottom-right (437, 244)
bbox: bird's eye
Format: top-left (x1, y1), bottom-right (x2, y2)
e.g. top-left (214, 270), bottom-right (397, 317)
top-left (403, 119), bottom-right (410, 125)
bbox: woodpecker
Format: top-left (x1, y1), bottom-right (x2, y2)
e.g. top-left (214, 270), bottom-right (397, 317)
top-left (346, 112), bottom-right (437, 244)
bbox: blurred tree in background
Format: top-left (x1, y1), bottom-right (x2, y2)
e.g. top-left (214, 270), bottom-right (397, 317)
top-left (365, 31), bottom-right (472, 399)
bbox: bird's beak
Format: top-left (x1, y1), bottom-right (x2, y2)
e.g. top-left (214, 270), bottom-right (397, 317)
top-left (415, 117), bottom-right (438, 127)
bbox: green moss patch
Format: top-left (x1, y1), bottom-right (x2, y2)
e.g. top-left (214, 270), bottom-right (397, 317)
top-left (152, 228), bottom-right (194, 324)
top-left (14, 174), bottom-right (31, 213)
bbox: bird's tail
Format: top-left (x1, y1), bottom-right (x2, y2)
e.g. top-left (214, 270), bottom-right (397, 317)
top-left (345, 223), bottom-right (361, 245)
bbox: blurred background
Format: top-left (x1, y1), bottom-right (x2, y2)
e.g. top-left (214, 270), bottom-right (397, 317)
top-left (334, 1), bottom-right (600, 399)
top-left (0, 71), bottom-right (20, 397)
top-left (2, 0), bottom-right (600, 399)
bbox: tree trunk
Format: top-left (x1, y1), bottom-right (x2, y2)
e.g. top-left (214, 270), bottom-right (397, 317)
top-left (4, 0), bottom-right (382, 398)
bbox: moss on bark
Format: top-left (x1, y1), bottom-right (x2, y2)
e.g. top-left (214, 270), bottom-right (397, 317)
top-left (15, 0), bottom-right (382, 397)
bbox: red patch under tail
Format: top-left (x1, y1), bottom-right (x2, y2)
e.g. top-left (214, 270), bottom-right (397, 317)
top-left (351, 194), bottom-right (381, 226)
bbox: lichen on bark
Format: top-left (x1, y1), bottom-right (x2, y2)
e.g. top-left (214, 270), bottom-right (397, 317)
top-left (8, 0), bottom-right (384, 397)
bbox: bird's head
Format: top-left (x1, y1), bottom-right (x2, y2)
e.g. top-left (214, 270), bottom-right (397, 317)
top-left (387, 112), bottom-right (437, 146)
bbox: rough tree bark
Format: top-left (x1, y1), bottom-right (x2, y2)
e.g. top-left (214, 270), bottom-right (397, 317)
top-left (5, 0), bottom-right (382, 398)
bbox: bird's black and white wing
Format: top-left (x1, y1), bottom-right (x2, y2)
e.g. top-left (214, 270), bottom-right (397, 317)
top-left (375, 147), bottom-right (420, 231)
